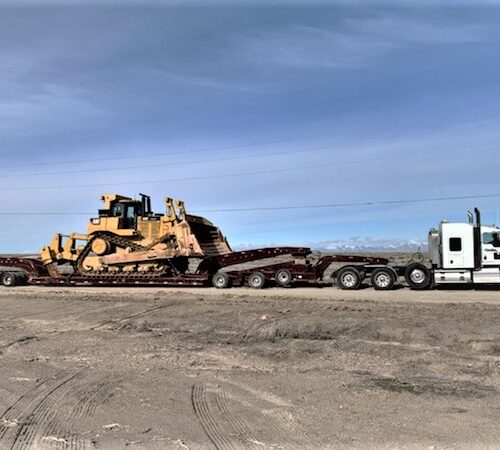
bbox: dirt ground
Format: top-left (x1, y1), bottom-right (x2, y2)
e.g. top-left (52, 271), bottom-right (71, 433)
top-left (0, 285), bottom-right (499, 449)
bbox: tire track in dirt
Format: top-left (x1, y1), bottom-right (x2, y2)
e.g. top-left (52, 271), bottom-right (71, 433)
top-left (0, 373), bottom-right (63, 442)
top-left (0, 336), bottom-right (39, 354)
top-left (214, 388), bottom-right (264, 448)
top-left (192, 374), bottom-right (268, 450)
top-left (0, 369), bottom-right (118, 450)
top-left (10, 370), bottom-right (86, 450)
top-left (36, 375), bottom-right (118, 450)
top-left (0, 370), bottom-right (81, 449)
top-left (192, 378), bottom-right (237, 450)
top-left (192, 374), bottom-right (324, 449)
top-left (193, 376), bottom-right (325, 449)
top-left (49, 303), bottom-right (131, 330)
top-left (222, 377), bottom-right (324, 448)
top-left (2, 304), bottom-right (71, 322)
top-left (260, 408), bottom-right (324, 448)
top-left (91, 303), bottom-right (174, 331)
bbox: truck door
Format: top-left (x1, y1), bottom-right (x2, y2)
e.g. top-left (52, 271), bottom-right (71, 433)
top-left (441, 223), bottom-right (475, 269)
top-left (444, 237), bottom-right (465, 268)
top-left (482, 231), bottom-right (500, 266)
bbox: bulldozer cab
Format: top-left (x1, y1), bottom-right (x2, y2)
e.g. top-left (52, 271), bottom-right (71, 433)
top-left (99, 197), bottom-right (142, 230)
top-left (116, 202), bottom-right (138, 229)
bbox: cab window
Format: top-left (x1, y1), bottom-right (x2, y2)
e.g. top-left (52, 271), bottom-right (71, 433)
top-left (449, 237), bottom-right (462, 252)
top-left (126, 205), bottom-right (136, 219)
top-left (483, 232), bottom-right (500, 248)
top-left (111, 203), bottom-right (125, 218)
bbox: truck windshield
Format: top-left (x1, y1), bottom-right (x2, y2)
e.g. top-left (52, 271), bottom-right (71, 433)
top-left (482, 232), bottom-right (500, 248)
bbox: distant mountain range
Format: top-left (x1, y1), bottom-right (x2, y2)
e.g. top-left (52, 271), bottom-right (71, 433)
top-left (314, 237), bottom-right (427, 253)
top-left (234, 237), bottom-right (427, 253)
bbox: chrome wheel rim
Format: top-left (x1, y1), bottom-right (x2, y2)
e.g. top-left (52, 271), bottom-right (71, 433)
top-left (277, 272), bottom-right (290, 284)
top-left (410, 269), bottom-right (425, 284)
top-left (341, 272), bottom-right (357, 288)
top-left (375, 273), bottom-right (390, 288)
top-left (214, 275), bottom-right (226, 287)
top-left (251, 276), bottom-right (263, 287)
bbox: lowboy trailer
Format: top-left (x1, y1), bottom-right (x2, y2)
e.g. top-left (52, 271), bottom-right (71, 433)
top-left (0, 247), bottom-right (392, 289)
top-left (0, 208), bottom-right (499, 290)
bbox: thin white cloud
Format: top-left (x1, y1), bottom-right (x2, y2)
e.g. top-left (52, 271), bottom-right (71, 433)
top-left (0, 82), bottom-right (104, 135)
top-left (236, 26), bottom-right (396, 69)
top-left (347, 14), bottom-right (490, 44)
top-left (158, 70), bottom-right (271, 93)
top-left (232, 13), bottom-right (491, 70)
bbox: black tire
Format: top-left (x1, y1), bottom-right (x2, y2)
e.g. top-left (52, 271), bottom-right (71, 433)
top-left (336, 266), bottom-right (362, 290)
top-left (2, 272), bottom-right (18, 287)
top-left (275, 268), bottom-right (292, 287)
top-left (404, 263), bottom-right (432, 290)
top-left (14, 272), bottom-right (27, 286)
top-left (371, 268), bottom-right (397, 290)
top-left (248, 272), bottom-right (266, 289)
top-left (212, 272), bottom-right (231, 289)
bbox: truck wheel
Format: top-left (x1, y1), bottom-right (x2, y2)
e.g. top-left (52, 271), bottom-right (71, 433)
top-left (371, 268), bottom-right (396, 290)
top-left (336, 267), bottom-right (362, 290)
top-left (275, 268), bottom-right (292, 287)
top-left (248, 272), bottom-right (266, 289)
top-left (2, 272), bottom-right (18, 287)
top-left (212, 272), bottom-right (231, 289)
top-left (405, 263), bottom-right (432, 290)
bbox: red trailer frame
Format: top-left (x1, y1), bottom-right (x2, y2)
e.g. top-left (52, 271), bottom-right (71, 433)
top-left (0, 248), bottom-right (390, 288)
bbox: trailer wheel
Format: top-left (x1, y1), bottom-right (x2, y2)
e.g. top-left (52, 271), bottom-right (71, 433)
top-left (405, 263), bottom-right (432, 290)
top-left (14, 272), bottom-right (27, 286)
top-left (275, 268), bottom-right (292, 287)
top-left (248, 272), bottom-right (266, 289)
top-left (2, 272), bottom-right (18, 287)
top-left (212, 272), bottom-right (231, 289)
top-left (371, 268), bottom-right (396, 290)
top-left (336, 266), bottom-right (362, 290)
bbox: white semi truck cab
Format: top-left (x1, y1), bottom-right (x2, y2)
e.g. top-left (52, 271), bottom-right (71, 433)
top-left (429, 208), bottom-right (500, 284)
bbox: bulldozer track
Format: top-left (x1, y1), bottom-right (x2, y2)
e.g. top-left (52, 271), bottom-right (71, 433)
top-left (0, 370), bottom-right (118, 450)
top-left (76, 233), bottom-right (169, 280)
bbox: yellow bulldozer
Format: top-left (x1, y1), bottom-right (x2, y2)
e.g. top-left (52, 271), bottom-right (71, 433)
top-left (40, 193), bottom-right (232, 277)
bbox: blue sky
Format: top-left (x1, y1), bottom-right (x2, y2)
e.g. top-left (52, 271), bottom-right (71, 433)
top-left (1, 1), bottom-right (499, 252)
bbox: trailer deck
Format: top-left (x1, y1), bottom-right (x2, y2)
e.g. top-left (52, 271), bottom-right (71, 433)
top-left (0, 248), bottom-right (393, 289)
